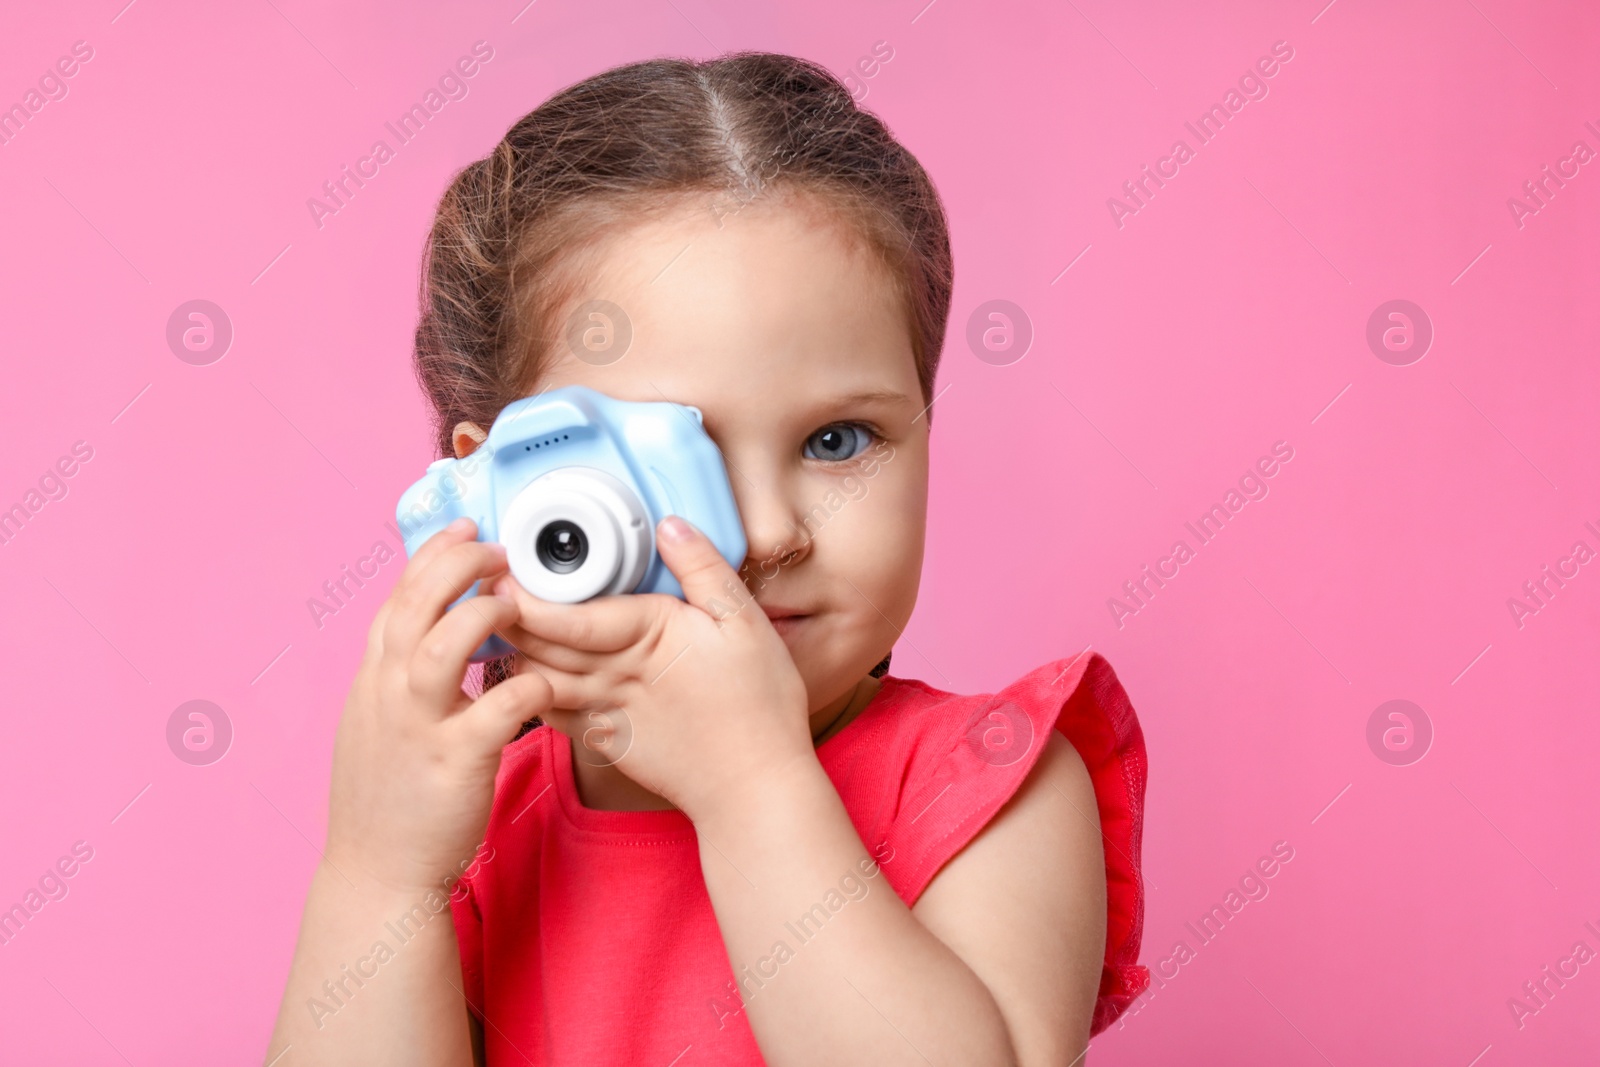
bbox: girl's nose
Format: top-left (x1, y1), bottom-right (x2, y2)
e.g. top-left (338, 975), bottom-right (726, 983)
top-left (734, 484), bottom-right (814, 581)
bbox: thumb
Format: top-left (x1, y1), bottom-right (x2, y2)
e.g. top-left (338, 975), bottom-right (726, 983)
top-left (656, 515), bottom-right (753, 623)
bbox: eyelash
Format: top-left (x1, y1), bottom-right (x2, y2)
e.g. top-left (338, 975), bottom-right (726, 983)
top-left (804, 421), bottom-right (883, 464)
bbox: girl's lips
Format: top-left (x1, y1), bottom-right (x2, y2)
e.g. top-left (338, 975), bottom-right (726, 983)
top-left (768, 614), bottom-right (809, 635)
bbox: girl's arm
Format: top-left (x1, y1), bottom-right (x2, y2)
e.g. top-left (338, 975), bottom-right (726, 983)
top-left (695, 728), bottom-right (1104, 1067)
top-left (264, 520), bottom-right (551, 1066)
top-left (265, 860), bottom-right (476, 1064)
top-left (908, 730), bottom-right (1107, 1062)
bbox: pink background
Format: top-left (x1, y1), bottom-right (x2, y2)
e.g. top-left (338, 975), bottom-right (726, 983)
top-left (2, 0), bottom-right (1597, 1062)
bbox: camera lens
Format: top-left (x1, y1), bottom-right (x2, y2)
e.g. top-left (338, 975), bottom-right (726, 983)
top-left (500, 468), bottom-right (650, 603)
top-left (536, 520), bottom-right (588, 574)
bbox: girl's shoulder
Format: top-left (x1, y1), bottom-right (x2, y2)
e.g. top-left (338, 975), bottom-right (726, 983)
top-left (831, 651), bottom-right (1146, 815)
top-left (828, 651), bottom-right (1149, 1035)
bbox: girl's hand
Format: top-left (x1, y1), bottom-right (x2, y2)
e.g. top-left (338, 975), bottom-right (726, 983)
top-left (494, 514), bottom-right (815, 822)
top-left (326, 518), bottom-right (555, 893)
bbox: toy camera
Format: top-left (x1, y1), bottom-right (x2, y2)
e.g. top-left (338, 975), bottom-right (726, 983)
top-left (395, 384), bottom-right (747, 662)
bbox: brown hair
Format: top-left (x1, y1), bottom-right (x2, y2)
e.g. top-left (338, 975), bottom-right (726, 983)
top-left (412, 51), bottom-right (952, 698)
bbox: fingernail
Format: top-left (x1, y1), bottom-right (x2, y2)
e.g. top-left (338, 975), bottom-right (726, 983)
top-left (660, 515), bottom-right (694, 542)
top-left (493, 576), bottom-right (513, 598)
top-left (447, 517), bottom-right (473, 533)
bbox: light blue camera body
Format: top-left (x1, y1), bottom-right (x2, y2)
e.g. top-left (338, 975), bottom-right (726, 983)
top-left (394, 384), bottom-right (747, 662)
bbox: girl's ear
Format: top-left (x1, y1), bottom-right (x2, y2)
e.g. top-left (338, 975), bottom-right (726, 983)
top-left (452, 421), bottom-right (489, 458)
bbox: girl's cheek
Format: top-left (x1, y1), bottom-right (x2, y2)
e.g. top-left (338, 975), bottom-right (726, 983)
top-left (833, 483), bottom-right (924, 593)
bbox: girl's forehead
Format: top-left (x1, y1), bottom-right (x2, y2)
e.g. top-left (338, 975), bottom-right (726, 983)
top-left (539, 199), bottom-right (920, 421)
top-left (582, 192), bottom-right (889, 302)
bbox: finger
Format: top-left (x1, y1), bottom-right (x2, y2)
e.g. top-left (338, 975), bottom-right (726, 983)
top-left (383, 541), bottom-right (509, 661)
top-left (454, 669), bottom-right (554, 751)
top-left (366, 564), bottom-right (438, 662)
top-left (655, 515), bottom-right (755, 624)
top-left (513, 657), bottom-right (607, 710)
top-left (537, 705), bottom-right (579, 738)
top-left (398, 516), bottom-right (481, 588)
top-left (364, 596), bottom-right (397, 662)
top-left (491, 573), bottom-right (657, 652)
top-left (407, 592), bottom-right (522, 710)
top-left (499, 623), bottom-right (602, 674)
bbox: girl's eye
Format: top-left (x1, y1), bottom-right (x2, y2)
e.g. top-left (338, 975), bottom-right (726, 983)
top-left (804, 423), bottom-right (874, 463)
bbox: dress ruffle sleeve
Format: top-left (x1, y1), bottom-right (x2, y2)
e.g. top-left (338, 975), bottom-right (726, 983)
top-left (877, 652), bottom-right (1150, 1036)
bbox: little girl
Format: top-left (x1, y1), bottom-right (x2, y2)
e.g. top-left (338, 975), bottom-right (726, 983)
top-left (269, 51), bottom-right (1147, 1067)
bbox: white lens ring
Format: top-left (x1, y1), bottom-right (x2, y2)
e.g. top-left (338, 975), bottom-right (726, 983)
top-left (508, 492), bottom-right (619, 602)
top-left (500, 468), bottom-right (650, 602)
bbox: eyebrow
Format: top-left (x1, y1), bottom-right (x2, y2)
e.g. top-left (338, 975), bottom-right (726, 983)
top-left (822, 388), bottom-right (912, 407)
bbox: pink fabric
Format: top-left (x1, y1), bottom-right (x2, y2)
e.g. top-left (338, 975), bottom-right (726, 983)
top-left (452, 652), bottom-right (1148, 1063)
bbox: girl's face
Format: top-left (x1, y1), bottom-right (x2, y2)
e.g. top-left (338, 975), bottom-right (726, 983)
top-left (485, 193), bottom-right (930, 715)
